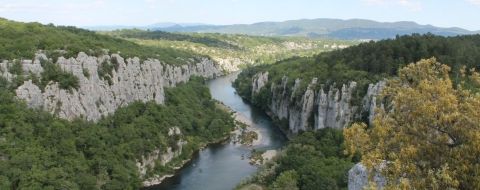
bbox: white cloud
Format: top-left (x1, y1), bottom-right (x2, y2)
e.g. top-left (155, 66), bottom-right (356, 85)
top-left (467, 0), bottom-right (480, 6)
top-left (363, 0), bottom-right (423, 11)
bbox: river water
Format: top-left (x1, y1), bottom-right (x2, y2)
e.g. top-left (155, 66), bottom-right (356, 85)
top-left (150, 73), bottom-right (286, 190)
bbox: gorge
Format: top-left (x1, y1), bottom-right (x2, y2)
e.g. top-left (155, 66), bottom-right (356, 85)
top-left (149, 73), bottom-right (286, 189)
top-left (1, 14), bottom-right (480, 190)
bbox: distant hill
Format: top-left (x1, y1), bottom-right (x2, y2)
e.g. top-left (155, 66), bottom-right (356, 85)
top-left (157, 18), bottom-right (476, 40)
top-left (84, 22), bottom-right (206, 31)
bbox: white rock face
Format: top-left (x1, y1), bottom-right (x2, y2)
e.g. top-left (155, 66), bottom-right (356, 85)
top-left (252, 74), bottom-right (386, 132)
top-left (363, 80), bottom-right (387, 125)
top-left (288, 78), bottom-right (317, 132)
top-left (348, 163), bottom-right (386, 190)
top-left (316, 81), bottom-right (357, 130)
top-left (270, 76), bottom-right (290, 119)
top-left (9, 53), bottom-right (222, 121)
top-left (252, 72), bottom-right (268, 95)
top-left (15, 80), bottom-right (43, 108)
top-left (0, 61), bottom-right (14, 81)
top-left (215, 57), bottom-right (246, 72)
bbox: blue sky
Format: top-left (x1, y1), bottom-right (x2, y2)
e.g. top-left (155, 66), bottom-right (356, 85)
top-left (0, 0), bottom-right (479, 30)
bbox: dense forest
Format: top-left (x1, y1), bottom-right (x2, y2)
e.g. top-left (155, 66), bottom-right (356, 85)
top-left (0, 77), bottom-right (235, 189)
top-left (0, 18), bottom-right (201, 65)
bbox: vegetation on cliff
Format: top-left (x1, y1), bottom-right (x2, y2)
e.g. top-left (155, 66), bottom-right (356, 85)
top-left (0, 18), bottom-right (201, 65)
top-left (0, 77), bottom-right (235, 189)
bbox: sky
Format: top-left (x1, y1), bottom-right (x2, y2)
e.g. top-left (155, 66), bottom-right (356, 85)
top-left (0, 0), bottom-right (479, 30)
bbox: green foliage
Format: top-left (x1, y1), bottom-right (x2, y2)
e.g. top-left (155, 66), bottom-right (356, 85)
top-left (319, 33), bottom-right (480, 77)
top-left (0, 78), bottom-right (235, 189)
top-left (246, 128), bottom-right (353, 190)
top-left (39, 59), bottom-right (79, 91)
top-left (106, 29), bottom-right (355, 67)
top-left (7, 60), bottom-right (23, 75)
top-left (270, 170), bottom-right (299, 190)
top-left (108, 29), bottom-right (240, 49)
top-left (98, 60), bottom-right (115, 85)
top-left (0, 18), bottom-right (200, 65)
top-left (82, 68), bottom-right (90, 78)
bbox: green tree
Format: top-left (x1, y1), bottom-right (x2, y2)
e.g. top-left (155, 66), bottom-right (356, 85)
top-left (270, 170), bottom-right (299, 190)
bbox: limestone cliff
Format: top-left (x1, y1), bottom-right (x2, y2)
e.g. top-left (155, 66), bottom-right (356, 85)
top-left (251, 74), bottom-right (385, 132)
top-left (3, 52), bottom-right (222, 121)
top-left (348, 163), bottom-right (386, 190)
top-left (137, 127), bottom-right (186, 187)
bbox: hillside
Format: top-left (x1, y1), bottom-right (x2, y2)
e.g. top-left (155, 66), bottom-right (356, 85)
top-left (0, 18), bottom-right (201, 65)
top-left (106, 29), bottom-right (356, 71)
top-left (158, 18), bottom-right (475, 39)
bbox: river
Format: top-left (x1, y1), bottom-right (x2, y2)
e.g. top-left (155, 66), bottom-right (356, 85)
top-left (149, 73), bottom-right (287, 190)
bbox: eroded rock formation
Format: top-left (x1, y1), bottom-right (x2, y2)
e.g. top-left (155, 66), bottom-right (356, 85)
top-left (137, 127), bottom-right (186, 186)
top-left (2, 52), bottom-right (222, 121)
top-left (251, 74), bottom-right (386, 132)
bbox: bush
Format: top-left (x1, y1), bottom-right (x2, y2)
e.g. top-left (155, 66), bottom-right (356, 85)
top-left (39, 59), bottom-right (79, 91)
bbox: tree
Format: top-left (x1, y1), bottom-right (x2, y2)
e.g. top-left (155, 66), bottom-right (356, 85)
top-left (270, 170), bottom-right (299, 190)
top-left (344, 58), bottom-right (480, 189)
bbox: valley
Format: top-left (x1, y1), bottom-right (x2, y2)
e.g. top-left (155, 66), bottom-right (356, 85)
top-left (105, 29), bottom-right (355, 71)
top-left (1, 2), bottom-right (480, 189)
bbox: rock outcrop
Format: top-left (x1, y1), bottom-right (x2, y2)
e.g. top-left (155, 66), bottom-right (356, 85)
top-left (216, 57), bottom-right (247, 72)
top-left (3, 52), bottom-right (222, 121)
top-left (363, 80), bottom-right (387, 125)
top-left (314, 81), bottom-right (357, 130)
top-left (137, 127), bottom-right (186, 187)
top-left (252, 72), bottom-right (269, 95)
top-left (348, 163), bottom-right (386, 190)
top-left (252, 74), bottom-right (386, 132)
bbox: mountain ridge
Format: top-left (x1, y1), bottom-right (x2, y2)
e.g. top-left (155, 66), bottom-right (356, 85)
top-left (159, 18), bottom-right (476, 39)
top-left (84, 18), bottom-right (476, 40)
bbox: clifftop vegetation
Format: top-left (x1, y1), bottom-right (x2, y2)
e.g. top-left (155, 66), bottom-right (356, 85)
top-left (0, 18), bottom-right (201, 65)
top-left (107, 29), bottom-right (356, 68)
top-left (234, 34), bottom-right (480, 106)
